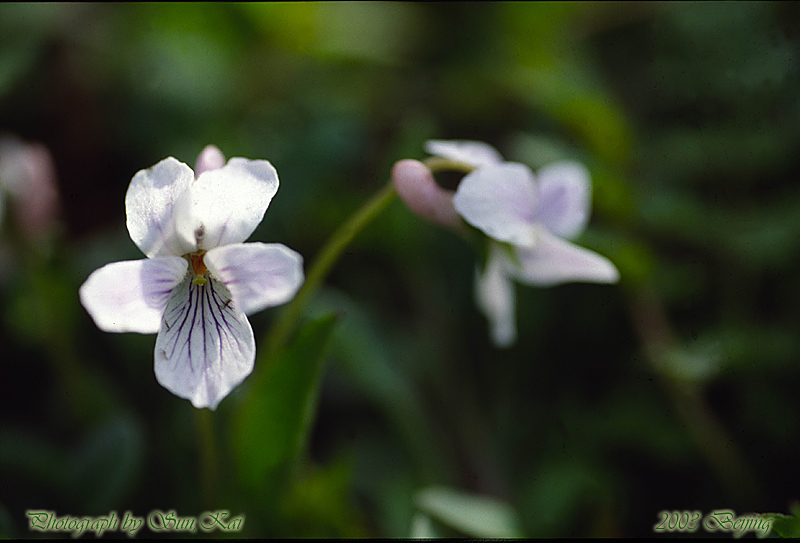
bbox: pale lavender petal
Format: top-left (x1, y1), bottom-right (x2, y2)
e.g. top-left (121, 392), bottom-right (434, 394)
top-left (126, 157), bottom-right (196, 258)
top-left (79, 256), bottom-right (188, 334)
top-left (453, 163), bottom-right (539, 247)
top-left (391, 159), bottom-right (461, 229)
top-left (205, 242), bottom-right (304, 316)
top-left (425, 140), bottom-right (505, 168)
top-left (474, 244), bottom-right (517, 348)
top-left (534, 161), bottom-right (591, 240)
top-left (194, 145), bottom-right (226, 177)
top-left (154, 275), bottom-right (255, 410)
top-left (176, 158), bottom-right (279, 251)
top-left (511, 229), bottom-right (620, 287)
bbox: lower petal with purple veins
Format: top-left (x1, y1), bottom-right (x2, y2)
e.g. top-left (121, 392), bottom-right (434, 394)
top-left (154, 274), bottom-right (255, 410)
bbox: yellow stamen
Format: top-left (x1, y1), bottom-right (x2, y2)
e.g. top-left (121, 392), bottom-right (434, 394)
top-left (191, 252), bottom-right (208, 275)
top-left (190, 251), bottom-right (208, 285)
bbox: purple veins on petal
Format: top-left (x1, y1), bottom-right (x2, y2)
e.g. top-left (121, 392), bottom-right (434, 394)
top-left (154, 274), bottom-right (256, 409)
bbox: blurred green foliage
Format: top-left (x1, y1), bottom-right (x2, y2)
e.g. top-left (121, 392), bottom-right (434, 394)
top-left (1, 1), bottom-right (800, 538)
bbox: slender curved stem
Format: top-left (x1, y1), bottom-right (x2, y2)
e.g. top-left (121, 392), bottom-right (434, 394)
top-left (260, 182), bottom-right (397, 368)
top-left (259, 157), bottom-right (465, 374)
top-left (628, 286), bottom-right (760, 503)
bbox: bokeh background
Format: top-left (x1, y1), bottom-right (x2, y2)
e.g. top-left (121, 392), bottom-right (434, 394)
top-left (2, 2), bottom-right (800, 538)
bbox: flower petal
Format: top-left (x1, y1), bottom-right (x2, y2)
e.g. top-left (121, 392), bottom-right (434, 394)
top-left (126, 157), bottom-right (196, 258)
top-left (453, 163), bottom-right (539, 247)
top-left (425, 140), bottom-right (504, 168)
top-left (194, 145), bottom-right (226, 177)
top-left (511, 229), bottom-right (620, 287)
top-left (204, 242), bottom-right (304, 315)
top-left (534, 161), bottom-right (591, 240)
top-left (154, 275), bottom-right (255, 410)
top-left (475, 244), bottom-right (517, 348)
top-left (176, 158), bottom-right (279, 251)
top-left (79, 256), bottom-right (188, 334)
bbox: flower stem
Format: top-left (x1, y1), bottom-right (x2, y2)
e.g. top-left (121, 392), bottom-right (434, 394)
top-left (628, 286), bottom-right (761, 503)
top-left (259, 157), bottom-right (466, 373)
top-left (195, 409), bottom-right (218, 508)
top-left (261, 181), bottom-right (398, 366)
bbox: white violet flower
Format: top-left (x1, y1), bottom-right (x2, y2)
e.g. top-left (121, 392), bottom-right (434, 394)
top-left (425, 140), bottom-right (619, 348)
top-left (79, 147), bottom-right (304, 409)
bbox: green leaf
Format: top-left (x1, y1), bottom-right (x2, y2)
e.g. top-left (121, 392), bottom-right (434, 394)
top-left (279, 457), bottom-right (367, 538)
top-left (307, 289), bottom-right (454, 481)
top-left (409, 513), bottom-right (436, 539)
top-left (231, 314), bottom-right (338, 486)
top-left (0, 430), bottom-right (67, 489)
top-left (67, 415), bottom-right (144, 513)
top-left (761, 504), bottom-right (800, 539)
top-left (414, 486), bottom-right (523, 539)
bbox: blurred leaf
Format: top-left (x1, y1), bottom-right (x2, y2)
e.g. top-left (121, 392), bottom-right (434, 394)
top-left (518, 459), bottom-right (603, 537)
top-left (0, 503), bottom-right (13, 539)
top-left (640, 188), bottom-right (800, 271)
top-left (507, 132), bottom-right (584, 170)
top-left (761, 503), bottom-right (800, 539)
top-left (415, 486), bottom-right (523, 538)
top-left (409, 513), bottom-right (436, 538)
top-left (500, 57), bottom-right (633, 166)
top-left (0, 38), bottom-right (42, 100)
top-left (308, 289), bottom-right (453, 481)
top-left (0, 430), bottom-right (67, 488)
top-left (580, 228), bottom-right (656, 287)
top-left (232, 314), bottom-right (338, 485)
top-left (238, 3), bottom-right (425, 64)
top-left (279, 457), bottom-right (367, 538)
top-left (66, 415), bottom-right (144, 513)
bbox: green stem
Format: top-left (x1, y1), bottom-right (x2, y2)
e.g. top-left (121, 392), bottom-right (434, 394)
top-left (195, 409), bottom-right (218, 508)
top-left (628, 287), bottom-right (760, 503)
top-left (260, 182), bottom-right (397, 369)
top-left (258, 156), bottom-right (469, 378)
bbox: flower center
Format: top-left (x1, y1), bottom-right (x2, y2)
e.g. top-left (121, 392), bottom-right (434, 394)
top-left (188, 251), bottom-right (208, 285)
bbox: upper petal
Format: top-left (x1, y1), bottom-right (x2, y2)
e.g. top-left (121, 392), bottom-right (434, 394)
top-left (534, 161), bottom-right (591, 240)
top-left (126, 157), bottom-right (196, 258)
top-left (511, 229), bottom-right (620, 287)
top-left (474, 244), bottom-right (517, 348)
top-left (204, 242), bottom-right (304, 315)
top-left (453, 163), bottom-right (539, 247)
top-left (425, 140), bottom-right (505, 168)
top-left (176, 158), bottom-right (279, 251)
top-left (154, 275), bottom-right (256, 410)
top-left (79, 256), bottom-right (188, 334)
top-left (194, 145), bottom-right (226, 177)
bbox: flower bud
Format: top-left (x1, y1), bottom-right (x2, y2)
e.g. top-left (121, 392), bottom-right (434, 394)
top-left (194, 145), bottom-right (226, 177)
top-left (0, 135), bottom-right (59, 237)
top-left (391, 159), bottom-right (461, 229)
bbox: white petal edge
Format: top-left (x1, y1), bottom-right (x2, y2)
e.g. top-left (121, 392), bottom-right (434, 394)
top-left (79, 256), bottom-right (188, 334)
top-left (511, 229), bottom-right (620, 287)
top-left (204, 242), bottom-right (304, 316)
top-left (177, 158), bottom-right (279, 251)
top-left (154, 275), bottom-right (255, 410)
top-left (453, 163), bottom-right (539, 247)
top-left (425, 140), bottom-right (504, 168)
top-left (474, 244), bottom-right (517, 348)
top-left (534, 161), bottom-right (592, 240)
top-left (126, 157), bottom-right (196, 258)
